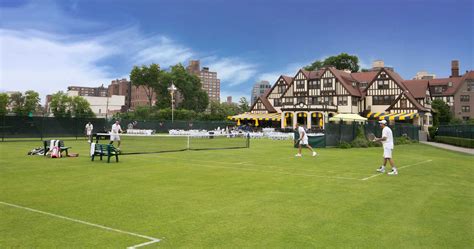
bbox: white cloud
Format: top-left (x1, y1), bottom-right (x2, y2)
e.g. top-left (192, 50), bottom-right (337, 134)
top-left (0, 29), bottom-right (116, 104)
top-left (0, 2), bottom-right (261, 105)
top-left (257, 62), bottom-right (308, 83)
top-left (205, 57), bottom-right (258, 86)
top-left (132, 36), bottom-right (194, 66)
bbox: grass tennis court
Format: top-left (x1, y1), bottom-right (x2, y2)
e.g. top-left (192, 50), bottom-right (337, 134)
top-left (0, 139), bottom-right (473, 248)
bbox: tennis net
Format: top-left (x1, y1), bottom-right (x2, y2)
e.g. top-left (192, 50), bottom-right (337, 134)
top-left (95, 133), bottom-right (250, 155)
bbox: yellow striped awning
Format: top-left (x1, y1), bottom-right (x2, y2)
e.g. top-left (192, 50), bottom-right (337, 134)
top-left (366, 112), bottom-right (387, 119)
top-left (228, 113), bottom-right (281, 121)
top-left (378, 112), bottom-right (419, 121)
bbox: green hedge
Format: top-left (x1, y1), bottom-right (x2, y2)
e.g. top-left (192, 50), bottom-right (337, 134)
top-left (434, 136), bottom-right (474, 148)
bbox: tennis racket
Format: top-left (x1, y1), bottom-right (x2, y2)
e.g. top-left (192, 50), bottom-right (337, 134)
top-left (366, 133), bottom-right (376, 142)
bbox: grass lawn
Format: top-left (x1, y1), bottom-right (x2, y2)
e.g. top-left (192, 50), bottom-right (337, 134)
top-left (0, 138), bottom-right (473, 248)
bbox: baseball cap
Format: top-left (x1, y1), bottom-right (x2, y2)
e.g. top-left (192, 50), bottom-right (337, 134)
top-left (378, 120), bottom-right (387, 125)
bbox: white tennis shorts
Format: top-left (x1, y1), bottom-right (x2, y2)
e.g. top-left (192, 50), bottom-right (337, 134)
top-left (110, 134), bottom-right (121, 141)
top-left (383, 148), bottom-right (393, 158)
top-left (86, 131), bottom-right (92, 136)
top-left (300, 136), bottom-right (308, 145)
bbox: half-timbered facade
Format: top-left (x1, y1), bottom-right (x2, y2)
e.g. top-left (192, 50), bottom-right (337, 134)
top-left (241, 65), bottom-right (434, 130)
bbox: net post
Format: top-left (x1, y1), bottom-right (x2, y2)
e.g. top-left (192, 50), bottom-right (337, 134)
top-left (246, 133), bottom-right (250, 148)
top-left (187, 135), bottom-right (190, 150)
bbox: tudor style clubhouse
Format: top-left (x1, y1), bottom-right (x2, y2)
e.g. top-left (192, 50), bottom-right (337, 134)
top-left (231, 60), bottom-right (473, 131)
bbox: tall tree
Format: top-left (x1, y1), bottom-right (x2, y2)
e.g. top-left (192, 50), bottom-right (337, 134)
top-left (50, 91), bottom-right (72, 118)
top-left (160, 64), bottom-right (209, 112)
top-left (0, 93), bottom-right (8, 116)
top-left (130, 63), bottom-right (161, 108)
top-left (305, 53), bottom-right (360, 72)
top-left (24, 90), bottom-right (41, 115)
top-left (431, 99), bottom-right (452, 126)
top-left (70, 96), bottom-right (95, 118)
top-left (9, 92), bottom-right (25, 116)
top-left (238, 97), bottom-right (250, 112)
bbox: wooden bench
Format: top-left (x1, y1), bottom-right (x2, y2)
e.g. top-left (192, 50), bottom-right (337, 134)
top-left (91, 144), bottom-right (119, 163)
top-left (43, 140), bottom-right (71, 157)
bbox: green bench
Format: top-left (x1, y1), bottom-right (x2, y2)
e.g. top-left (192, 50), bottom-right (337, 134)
top-left (91, 144), bottom-right (119, 163)
top-left (43, 140), bottom-right (71, 157)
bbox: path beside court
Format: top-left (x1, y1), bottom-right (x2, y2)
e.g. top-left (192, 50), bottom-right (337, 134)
top-left (420, 141), bottom-right (474, 155)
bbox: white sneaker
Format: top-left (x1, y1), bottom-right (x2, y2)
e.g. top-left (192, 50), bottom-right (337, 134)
top-left (312, 152), bottom-right (317, 157)
top-left (295, 154), bottom-right (302, 157)
top-left (388, 170), bottom-right (398, 175)
top-left (376, 167), bottom-right (385, 173)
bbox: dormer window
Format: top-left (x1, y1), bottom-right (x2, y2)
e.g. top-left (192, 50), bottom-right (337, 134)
top-left (377, 80), bottom-right (389, 89)
top-left (448, 82), bottom-right (453, 87)
top-left (296, 80), bottom-right (305, 89)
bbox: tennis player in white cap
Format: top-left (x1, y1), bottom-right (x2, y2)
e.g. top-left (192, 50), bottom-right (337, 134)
top-left (374, 120), bottom-right (397, 175)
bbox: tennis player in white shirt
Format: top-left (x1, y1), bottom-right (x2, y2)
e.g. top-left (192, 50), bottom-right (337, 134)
top-left (295, 123), bottom-right (317, 157)
top-left (85, 122), bottom-right (93, 143)
top-left (374, 120), bottom-right (398, 175)
top-left (110, 120), bottom-right (123, 150)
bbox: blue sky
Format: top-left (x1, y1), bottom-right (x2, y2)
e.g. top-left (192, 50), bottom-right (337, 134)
top-left (0, 0), bottom-right (473, 104)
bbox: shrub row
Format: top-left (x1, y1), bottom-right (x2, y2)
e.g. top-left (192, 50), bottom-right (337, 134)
top-left (434, 136), bottom-right (474, 148)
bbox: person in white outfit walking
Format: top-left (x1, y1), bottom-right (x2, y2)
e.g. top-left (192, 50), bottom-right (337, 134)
top-left (295, 123), bottom-right (317, 157)
top-left (374, 120), bottom-right (398, 175)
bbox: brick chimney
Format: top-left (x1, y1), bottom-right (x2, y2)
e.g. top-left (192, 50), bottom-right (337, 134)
top-left (372, 60), bottom-right (384, 68)
top-left (451, 60), bottom-right (459, 78)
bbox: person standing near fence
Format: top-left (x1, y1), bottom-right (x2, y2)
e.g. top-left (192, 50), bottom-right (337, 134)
top-left (110, 120), bottom-right (123, 150)
top-left (375, 120), bottom-right (398, 175)
top-left (85, 122), bottom-right (93, 143)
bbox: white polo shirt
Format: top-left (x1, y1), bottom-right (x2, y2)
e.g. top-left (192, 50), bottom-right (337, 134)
top-left (85, 123), bottom-right (93, 135)
top-left (111, 123), bottom-right (122, 134)
top-left (381, 126), bottom-right (394, 149)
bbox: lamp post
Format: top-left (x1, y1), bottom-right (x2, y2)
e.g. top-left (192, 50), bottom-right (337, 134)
top-left (168, 82), bottom-right (177, 123)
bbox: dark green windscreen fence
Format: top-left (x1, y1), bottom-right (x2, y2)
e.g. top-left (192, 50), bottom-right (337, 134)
top-left (324, 122), bottom-right (419, 147)
top-left (0, 116), bottom-right (107, 141)
top-left (437, 125), bottom-right (474, 139)
top-left (0, 115), bottom-right (234, 141)
top-left (1, 115), bottom-right (420, 144)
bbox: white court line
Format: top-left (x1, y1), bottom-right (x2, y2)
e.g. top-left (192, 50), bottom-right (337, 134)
top-left (0, 201), bottom-right (160, 249)
top-left (173, 161), bottom-right (361, 180)
top-left (149, 155), bottom-right (367, 176)
top-left (361, 160), bottom-right (433, 181)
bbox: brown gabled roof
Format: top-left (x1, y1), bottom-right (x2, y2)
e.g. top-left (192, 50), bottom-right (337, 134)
top-left (259, 97), bottom-right (277, 113)
top-left (428, 76), bottom-right (464, 96)
top-left (387, 90), bottom-right (429, 112)
top-left (281, 75), bottom-right (293, 85)
top-left (300, 69), bottom-right (311, 78)
top-left (264, 75), bottom-right (293, 99)
top-left (327, 67), bottom-right (362, 97)
top-left (262, 88), bottom-right (272, 98)
top-left (350, 71), bottom-right (379, 83)
top-left (402, 79), bottom-right (429, 99)
top-left (464, 70), bottom-right (474, 79)
top-left (308, 69), bottom-right (325, 79)
top-left (384, 70), bottom-right (407, 91)
top-left (249, 96), bottom-right (276, 113)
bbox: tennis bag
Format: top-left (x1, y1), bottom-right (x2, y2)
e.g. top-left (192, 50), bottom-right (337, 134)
top-left (28, 148), bottom-right (45, 155)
